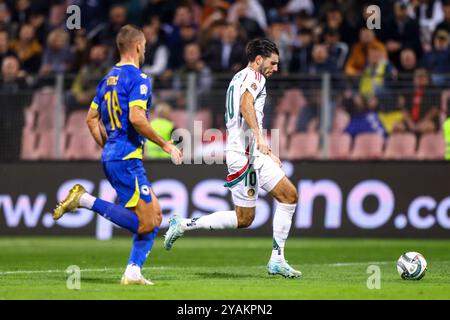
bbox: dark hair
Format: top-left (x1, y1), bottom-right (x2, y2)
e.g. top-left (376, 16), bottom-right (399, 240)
top-left (245, 38), bottom-right (279, 62)
top-left (116, 24), bottom-right (144, 54)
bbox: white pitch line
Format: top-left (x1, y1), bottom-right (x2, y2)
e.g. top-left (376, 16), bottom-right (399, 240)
top-left (0, 262), bottom-right (394, 276)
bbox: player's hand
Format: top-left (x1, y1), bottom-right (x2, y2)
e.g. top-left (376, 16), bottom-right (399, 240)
top-left (163, 141), bottom-right (183, 165)
top-left (269, 152), bottom-right (282, 168)
top-left (257, 139), bottom-right (271, 155)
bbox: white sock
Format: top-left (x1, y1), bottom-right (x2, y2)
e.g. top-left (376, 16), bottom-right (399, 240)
top-left (124, 263), bottom-right (141, 279)
top-left (79, 193), bottom-right (96, 209)
top-left (271, 202), bottom-right (296, 262)
top-left (183, 211), bottom-right (238, 231)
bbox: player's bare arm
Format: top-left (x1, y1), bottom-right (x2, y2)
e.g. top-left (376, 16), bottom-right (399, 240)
top-left (240, 90), bottom-right (271, 155)
top-left (86, 107), bottom-right (106, 148)
top-left (129, 105), bottom-right (182, 164)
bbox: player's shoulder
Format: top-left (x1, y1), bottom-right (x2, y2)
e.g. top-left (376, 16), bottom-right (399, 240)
top-left (125, 65), bottom-right (151, 83)
top-left (239, 67), bottom-right (265, 85)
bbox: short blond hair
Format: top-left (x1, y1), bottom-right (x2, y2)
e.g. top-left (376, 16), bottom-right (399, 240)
top-left (116, 24), bottom-right (144, 54)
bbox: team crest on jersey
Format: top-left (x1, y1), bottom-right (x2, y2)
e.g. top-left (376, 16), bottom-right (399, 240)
top-left (140, 84), bottom-right (148, 95)
top-left (141, 185), bottom-right (150, 195)
top-left (247, 188), bottom-right (256, 197)
top-left (251, 83), bottom-right (258, 91)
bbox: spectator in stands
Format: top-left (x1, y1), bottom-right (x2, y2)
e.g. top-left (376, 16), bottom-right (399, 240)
top-left (359, 45), bottom-right (397, 100)
top-left (203, 23), bottom-right (246, 73)
top-left (396, 68), bottom-right (440, 134)
top-left (144, 0), bottom-right (177, 25)
top-left (76, 0), bottom-right (108, 33)
top-left (382, 0), bottom-right (423, 69)
top-left (199, 0), bottom-right (228, 36)
top-left (0, 29), bottom-right (15, 67)
top-left (407, 0), bottom-right (444, 49)
top-left (433, 0), bottom-right (450, 39)
top-left (323, 27), bottom-right (348, 71)
top-left (397, 48), bottom-right (418, 90)
top-left (9, 24), bottom-right (42, 74)
top-left (66, 45), bottom-right (109, 113)
top-left (40, 29), bottom-right (72, 75)
top-left (167, 5), bottom-right (198, 69)
top-left (289, 28), bottom-right (313, 73)
top-left (421, 29), bottom-right (450, 86)
top-left (344, 94), bottom-right (387, 138)
top-left (0, 55), bottom-right (31, 161)
top-left (97, 4), bottom-right (128, 48)
top-left (0, 4), bottom-right (14, 37)
top-left (11, 0), bottom-right (31, 26)
top-left (268, 20), bottom-right (292, 73)
top-left (142, 23), bottom-right (169, 77)
top-left (309, 43), bottom-right (338, 74)
top-left (28, 8), bottom-right (47, 46)
top-left (228, 0), bottom-right (268, 32)
top-left (345, 28), bottom-right (387, 77)
top-left (70, 29), bottom-right (91, 73)
top-left (323, 5), bottom-right (357, 46)
top-left (46, 4), bottom-right (66, 32)
top-left (228, 0), bottom-right (266, 39)
top-left (145, 103), bottom-right (176, 160)
top-left (398, 48), bottom-right (418, 75)
top-left (173, 42), bottom-right (212, 94)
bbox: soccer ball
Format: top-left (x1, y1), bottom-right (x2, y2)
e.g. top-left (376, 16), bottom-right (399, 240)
top-left (397, 252), bottom-right (427, 280)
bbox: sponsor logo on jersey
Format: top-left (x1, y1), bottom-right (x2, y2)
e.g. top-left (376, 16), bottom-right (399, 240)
top-left (107, 76), bottom-right (119, 86)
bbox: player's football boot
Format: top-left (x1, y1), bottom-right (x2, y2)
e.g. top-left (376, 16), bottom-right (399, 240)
top-left (163, 215), bottom-right (185, 250)
top-left (120, 275), bottom-right (154, 286)
top-left (267, 259), bottom-right (302, 278)
top-left (53, 184), bottom-right (86, 220)
top-left (121, 264), bottom-right (154, 285)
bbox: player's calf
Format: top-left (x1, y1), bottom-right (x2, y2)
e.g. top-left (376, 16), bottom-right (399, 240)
top-left (236, 206), bottom-right (256, 228)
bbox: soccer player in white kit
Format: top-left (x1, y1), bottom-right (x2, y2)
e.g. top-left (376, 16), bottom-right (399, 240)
top-left (164, 39), bottom-right (301, 278)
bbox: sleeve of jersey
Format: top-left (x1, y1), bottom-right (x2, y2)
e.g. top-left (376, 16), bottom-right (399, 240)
top-left (129, 74), bottom-right (152, 110)
top-left (89, 86), bottom-right (101, 110)
top-left (240, 71), bottom-right (265, 100)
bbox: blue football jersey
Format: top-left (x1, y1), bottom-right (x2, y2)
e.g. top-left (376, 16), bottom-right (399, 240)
top-left (90, 63), bottom-right (152, 162)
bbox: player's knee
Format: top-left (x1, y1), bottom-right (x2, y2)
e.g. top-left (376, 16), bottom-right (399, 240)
top-left (155, 210), bottom-right (162, 227)
top-left (138, 222), bottom-right (155, 235)
top-left (282, 188), bottom-right (298, 205)
top-left (138, 215), bottom-right (158, 235)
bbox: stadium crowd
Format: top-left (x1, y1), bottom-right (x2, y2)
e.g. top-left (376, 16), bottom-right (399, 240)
top-left (0, 0), bottom-right (449, 160)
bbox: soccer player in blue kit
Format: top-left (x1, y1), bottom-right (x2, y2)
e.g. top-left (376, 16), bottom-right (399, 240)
top-left (53, 25), bottom-right (182, 285)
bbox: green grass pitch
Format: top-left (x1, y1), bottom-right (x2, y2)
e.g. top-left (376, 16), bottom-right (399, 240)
top-left (0, 237), bottom-right (449, 300)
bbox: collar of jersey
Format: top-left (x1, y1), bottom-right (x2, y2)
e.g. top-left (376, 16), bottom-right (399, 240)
top-left (115, 62), bottom-right (138, 68)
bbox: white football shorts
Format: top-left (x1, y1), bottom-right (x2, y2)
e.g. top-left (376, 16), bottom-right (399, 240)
top-left (224, 150), bottom-right (285, 208)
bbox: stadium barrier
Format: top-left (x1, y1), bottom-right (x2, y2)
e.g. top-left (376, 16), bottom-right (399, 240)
top-left (1, 161), bottom-right (449, 239)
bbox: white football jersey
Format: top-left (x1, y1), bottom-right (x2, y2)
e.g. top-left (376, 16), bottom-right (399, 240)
top-left (225, 67), bottom-right (267, 155)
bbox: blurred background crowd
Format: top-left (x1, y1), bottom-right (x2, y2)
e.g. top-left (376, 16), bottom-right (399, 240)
top-left (0, 0), bottom-right (449, 161)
